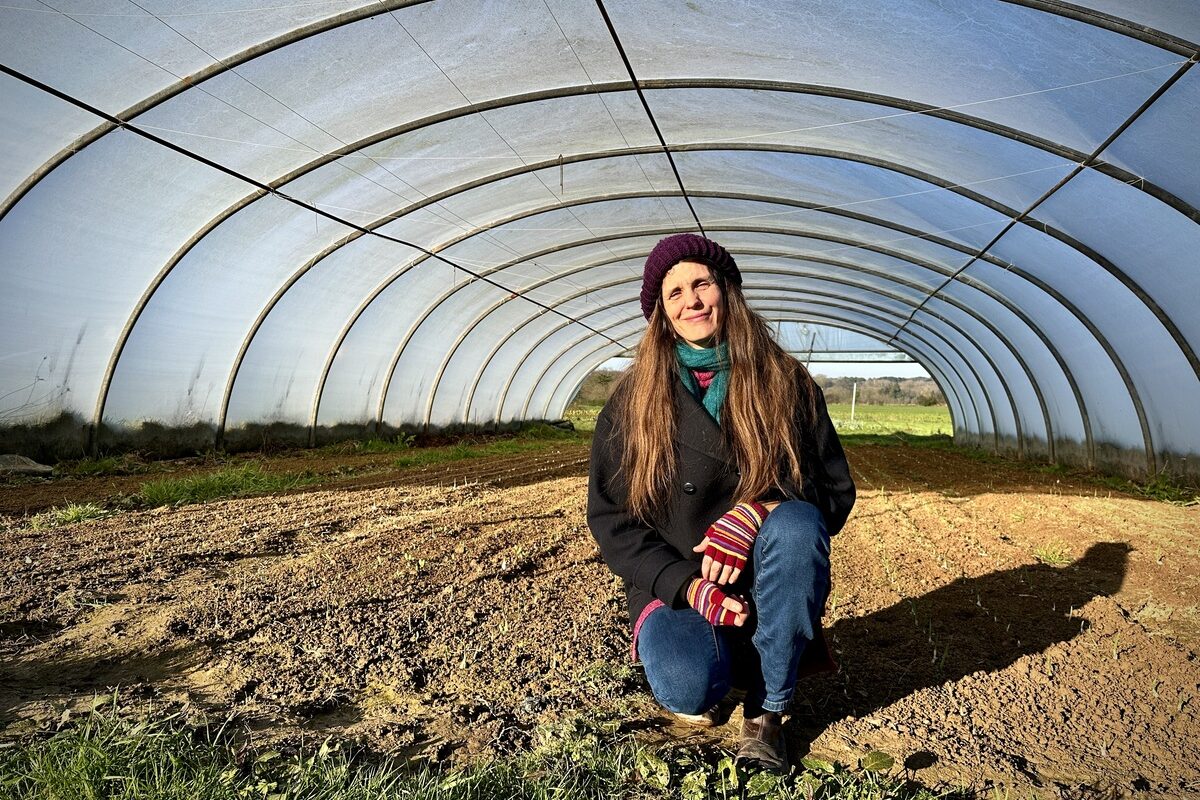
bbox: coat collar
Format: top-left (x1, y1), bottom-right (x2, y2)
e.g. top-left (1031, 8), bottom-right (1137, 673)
top-left (674, 379), bottom-right (729, 463)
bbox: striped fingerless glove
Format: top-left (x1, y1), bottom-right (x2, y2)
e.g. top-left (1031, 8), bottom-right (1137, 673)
top-left (704, 501), bottom-right (769, 574)
top-left (687, 578), bottom-right (741, 626)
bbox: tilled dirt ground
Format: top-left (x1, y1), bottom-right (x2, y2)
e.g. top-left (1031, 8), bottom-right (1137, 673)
top-left (2, 441), bottom-right (1199, 797)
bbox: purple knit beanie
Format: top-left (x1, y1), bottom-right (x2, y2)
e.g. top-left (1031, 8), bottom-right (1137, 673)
top-left (640, 234), bottom-right (741, 319)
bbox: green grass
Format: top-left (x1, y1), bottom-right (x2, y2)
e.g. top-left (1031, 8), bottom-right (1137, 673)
top-left (826, 404), bottom-right (952, 438)
top-left (390, 424), bottom-right (585, 469)
top-left (29, 502), bottom-right (110, 529)
top-left (564, 401), bottom-right (604, 433)
top-left (53, 453), bottom-right (152, 477)
top-left (134, 463), bottom-right (322, 508)
top-left (1033, 541), bottom-right (1072, 566)
top-left (1096, 471), bottom-right (1200, 506)
top-left (317, 434), bottom-right (418, 456)
top-left (564, 401), bottom-right (953, 441)
top-left (0, 705), bottom-right (967, 800)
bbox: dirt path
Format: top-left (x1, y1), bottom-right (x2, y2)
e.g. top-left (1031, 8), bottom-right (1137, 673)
top-left (2, 443), bottom-right (1198, 796)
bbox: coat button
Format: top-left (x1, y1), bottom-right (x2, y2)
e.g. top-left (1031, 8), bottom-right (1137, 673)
top-left (682, 482), bottom-right (696, 494)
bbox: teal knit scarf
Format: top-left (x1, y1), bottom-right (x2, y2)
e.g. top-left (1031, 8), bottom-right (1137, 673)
top-left (676, 341), bottom-right (730, 424)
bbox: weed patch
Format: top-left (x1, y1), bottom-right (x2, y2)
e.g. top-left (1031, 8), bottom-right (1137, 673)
top-left (134, 463), bottom-right (320, 508)
top-left (319, 434), bottom-right (417, 456)
top-left (1089, 472), bottom-right (1199, 506)
top-left (1033, 541), bottom-right (1072, 566)
top-left (29, 502), bottom-right (110, 529)
top-left (54, 453), bottom-right (152, 477)
top-left (391, 426), bottom-right (585, 470)
top-left (0, 705), bottom-right (966, 800)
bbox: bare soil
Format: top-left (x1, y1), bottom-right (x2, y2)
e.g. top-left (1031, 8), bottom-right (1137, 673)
top-left (2, 442), bottom-right (1198, 797)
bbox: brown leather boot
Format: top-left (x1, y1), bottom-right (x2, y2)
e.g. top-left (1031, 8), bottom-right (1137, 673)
top-left (736, 711), bottom-right (788, 773)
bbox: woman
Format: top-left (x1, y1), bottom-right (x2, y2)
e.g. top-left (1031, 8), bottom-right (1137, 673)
top-left (587, 233), bottom-right (855, 772)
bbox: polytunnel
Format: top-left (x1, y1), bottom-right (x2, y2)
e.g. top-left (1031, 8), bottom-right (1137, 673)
top-left (1, 1), bottom-right (1197, 481)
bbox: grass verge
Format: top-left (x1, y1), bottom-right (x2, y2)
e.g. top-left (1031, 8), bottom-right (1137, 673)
top-left (0, 705), bottom-right (967, 800)
top-left (134, 463), bottom-right (322, 508)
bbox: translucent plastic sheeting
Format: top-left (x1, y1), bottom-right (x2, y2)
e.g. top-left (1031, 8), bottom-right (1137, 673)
top-left (126, 0), bottom-right (624, 174)
top-left (500, 318), bottom-right (644, 424)
top-left (752, 287), bottom-right (1017, 439)
top-left (1070, 0), bottom-right (1200, 47)
top-left (0, 2), bottom-right (221, 119)
top-left (672, 151), bottom-right (1015, 251)
top-left (0, 130), bottom-right (245, 426)
top-left (104, 195), bottom-right (359, 427)
top-left (0, 75), bottom-right (97, 202)
top-left (761, 262), bottom-right (1081, 445)
top-left (966, 259), bottom-right (1140, 453)
top-left (381, 280), bottom-right (513, 427)
top-left (0, 1), bottom-right (400, 112)
top-left (405, 257), bottom-right (651, 425)
top-left (439, 198), bottom-right (693, 265)
top-left (529, 322), bottom-right (650, 421)
top-left (467, 300), bottom-right (633, 424)
top-left (645, 88), bottom-right (1076, 212)
top-left (224, 236), bottom-right (424, 430)
top-left (1100, 70), bottom-right (1200, 211)
top-left (426, 263), bottom-right (642, 426)
top-left (689, 198), bottom-right (998, 275)
top-left (605, 0), bottom-right (1180, 154)
top-left (742, 256), bottom-right (937, 305)
top-left (752, 300), bottom-right (985, 434)
top-left (394, 0), bottom-right (626, 98)
top-left (1033, 168), bottom-right (1200, 355)
top-left (381, 155), bottom-right (683, 254)
top-left (271, 96), bottom-right (670, 246)
top-left (770, 323), bottom-right (904, 355)
top-left (938, 279), bottom-right (1087, 447)
top-left (693, 228), bottom-right (969, 289)
top-left (985, 224), bottom-right (1197, 459)
top-left (316, 257), bottom-right (459, 428)
top-left (923, 296), bottom-right (1045, 447)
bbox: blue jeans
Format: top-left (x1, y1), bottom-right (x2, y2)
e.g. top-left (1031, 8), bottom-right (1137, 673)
top-left (637, 500), bottom-right (830, 714)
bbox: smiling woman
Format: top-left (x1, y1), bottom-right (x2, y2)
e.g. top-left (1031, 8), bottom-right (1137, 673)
top-left (587, 233), bottom-right (856, 773)
top-left (662, 261), bottom-right (724, 349)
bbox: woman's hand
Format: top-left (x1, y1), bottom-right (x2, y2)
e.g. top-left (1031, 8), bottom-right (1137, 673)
top-left (694, 501), bottom-right (770, 585)
top-left (686, 578), bottom-right (750, 627)
top-left (693, 536), bottom-right (740, 585)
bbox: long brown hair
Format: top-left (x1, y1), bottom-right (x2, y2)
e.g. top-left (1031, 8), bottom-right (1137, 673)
top-left (611, 268), bottom-right (817, 521)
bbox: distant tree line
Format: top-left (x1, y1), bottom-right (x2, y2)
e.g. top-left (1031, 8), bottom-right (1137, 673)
top-left (813, 375), bottom-right (946, 406)
top-left (572, 370), bottom-right (945, 407)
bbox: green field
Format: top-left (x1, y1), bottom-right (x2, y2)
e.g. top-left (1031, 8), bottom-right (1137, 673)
top-left (825, 403), bottom-right (951, 437)
top-left (565, 401), bottom-right (952, 439)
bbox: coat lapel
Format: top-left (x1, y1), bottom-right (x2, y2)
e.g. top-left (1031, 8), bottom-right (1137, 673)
top-left (674, 382), bottom-right (729, 463)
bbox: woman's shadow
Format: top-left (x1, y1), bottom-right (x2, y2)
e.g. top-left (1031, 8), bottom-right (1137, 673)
top-left (787, 541), bottom-right (1130, 750)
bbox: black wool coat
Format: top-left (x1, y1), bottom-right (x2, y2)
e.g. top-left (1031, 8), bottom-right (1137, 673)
top-left (587, 377), bottom-right (856, 636)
